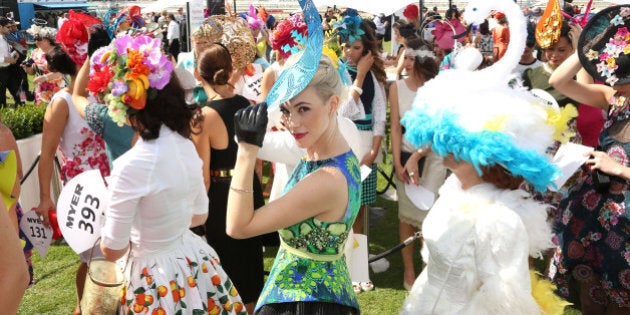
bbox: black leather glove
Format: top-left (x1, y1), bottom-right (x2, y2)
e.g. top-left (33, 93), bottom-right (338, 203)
top-left (234, 102), bottom-right (268, 147)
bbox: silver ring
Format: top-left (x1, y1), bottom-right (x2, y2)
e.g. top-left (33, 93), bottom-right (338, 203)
top-left (408, 172), bottom-right (415, 176)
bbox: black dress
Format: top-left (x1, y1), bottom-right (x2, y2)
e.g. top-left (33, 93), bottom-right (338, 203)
top-left (204, 95), bottom-right (265, 304)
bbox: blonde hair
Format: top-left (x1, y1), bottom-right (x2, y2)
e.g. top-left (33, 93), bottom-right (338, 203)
top-left (309, 55), bottom-right (343, 102)
top-left (283, 53), bottom-right (343, 104)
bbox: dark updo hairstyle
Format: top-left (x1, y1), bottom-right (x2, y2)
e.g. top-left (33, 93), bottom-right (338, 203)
top-left (398, 23), bottom-right (419, 41)
top-left (445, 8), bottom-right (460, 20)
top-left (129, 73), bottom-right (202, 140)
top-left (405, 38), bottom-right (438, 82)
top-left (480, 164), bottom-right (524, 190)
top-left (88, 27), bottom-right (112, 57)
top-left (45, 46), bottom-right (77, 76)
top-left (197, 43), bottom-right (233, 86)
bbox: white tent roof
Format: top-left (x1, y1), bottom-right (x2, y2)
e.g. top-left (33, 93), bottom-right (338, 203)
top-left (313, 0), bottom-right (418, 15)
top-left (139, 0), bottom-right (420, 17)
top-left (140, 0), bottom-right (188, 14)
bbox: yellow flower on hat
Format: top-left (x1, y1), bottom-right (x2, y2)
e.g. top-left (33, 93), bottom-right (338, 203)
top-left (607, 56), bottom-right (617, 68)
top-left (322, 46), bottom-right (339, 69)
top-left (586, 49), bottom-right (599, 61)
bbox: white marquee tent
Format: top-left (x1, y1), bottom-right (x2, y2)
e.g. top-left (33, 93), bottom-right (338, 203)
top-left (140, 0), bottom-right (189, 14)
top-left (313, 0), bottom-right (418, 15)
top-left (139, 0), bottom-right (423, 16)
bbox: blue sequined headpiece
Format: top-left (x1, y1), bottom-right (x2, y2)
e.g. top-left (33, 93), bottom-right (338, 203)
top-left (264, 0), bottom-right (323, 109)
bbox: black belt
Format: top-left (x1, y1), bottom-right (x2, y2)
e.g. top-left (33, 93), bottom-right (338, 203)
top-left (210, 168), bottom-right (234, 178)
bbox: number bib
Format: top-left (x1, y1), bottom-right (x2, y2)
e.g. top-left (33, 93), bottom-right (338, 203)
top-left (56, 170), bottom-right (108, 254)
top-left (20, 210), bottom-right (53, 258)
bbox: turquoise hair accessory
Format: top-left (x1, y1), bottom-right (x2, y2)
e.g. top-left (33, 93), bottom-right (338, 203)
top-left (265, 0), bottom-right (323, 109)
top-left (193, 86), bottom-right (208, 104)
top-left (334, 9), bottom-right (365, 44)
top-left (337, 60), bottom-right (353, 86)
top-left (339, 59), bottom-right (357, 74)
top-left (280, 29), bottom-right (305, 56)
top-left (291, 29), bottom-right (307, 46)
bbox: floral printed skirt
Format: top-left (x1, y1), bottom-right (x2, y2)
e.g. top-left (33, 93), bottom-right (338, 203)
top-left (550, 166), bottom-right (630, 307)
top-left (121, 231), bottom-right (247, 314)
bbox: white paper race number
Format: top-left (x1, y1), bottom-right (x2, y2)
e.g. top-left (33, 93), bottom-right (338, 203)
top-left (19, 210), bottom-right (52, 258)
top-left (56, 170), bottom-right (107, 254)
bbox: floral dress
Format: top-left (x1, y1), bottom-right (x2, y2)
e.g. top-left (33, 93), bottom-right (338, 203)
top-left (255, 151), bottom-right (361, 313)
top-left (51, 90), bottom-right (110, 182)
top-left (31, 48), bottom-right (66, 105)
top-left (550, 94), bottom-right (630, 307)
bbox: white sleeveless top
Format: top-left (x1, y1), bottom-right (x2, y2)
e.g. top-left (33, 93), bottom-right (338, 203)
top-left (51, 90), bottom-right (109, 180)
top-left (396, 79), bottom-right (418, 153)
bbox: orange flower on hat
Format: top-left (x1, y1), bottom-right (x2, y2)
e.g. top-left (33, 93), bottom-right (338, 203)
top-left (126, 49), bottom-right (150, 79)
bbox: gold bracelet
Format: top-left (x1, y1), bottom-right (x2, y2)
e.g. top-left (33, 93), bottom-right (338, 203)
top-left (230, 186), bottom-right (253, 193)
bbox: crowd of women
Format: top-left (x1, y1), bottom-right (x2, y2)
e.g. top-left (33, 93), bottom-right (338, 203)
top-left (2, 0), bottom-right (630, 313)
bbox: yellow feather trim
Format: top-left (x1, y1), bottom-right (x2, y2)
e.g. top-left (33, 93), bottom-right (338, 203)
top-left (545, 104), bottom-right (578, 143)
top-left (483, 114), bottom-right (508, 132)
top-left (530, 270), bottom-right (571, 315)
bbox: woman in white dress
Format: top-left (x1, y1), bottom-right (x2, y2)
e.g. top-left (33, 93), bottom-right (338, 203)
top-left (94, 35), bottom-right (246, 314)
top-left (399, 2), bottom-right (573, 311)
top-left (389, 38), bottom-right (445, 291)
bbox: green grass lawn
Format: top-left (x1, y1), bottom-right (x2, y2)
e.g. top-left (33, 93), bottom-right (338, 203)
top-left (17, 192), bottom-right (582, 314)
top-left (18, 196), bottom-right (413, 314)
top-left (14, 64), bottom-right (580, 313)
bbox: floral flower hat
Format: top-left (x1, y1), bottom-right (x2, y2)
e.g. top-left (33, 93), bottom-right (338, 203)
top-left (26, 24), bottom-right (56, 43)
top-left (56, 10), bottom-right (103, 66)
top-left (271, 13), bottom-right (307, 60)
top-left (88, 35), bottom-right (174, 126)
top-left (579, 5), bottom-right (630, 86)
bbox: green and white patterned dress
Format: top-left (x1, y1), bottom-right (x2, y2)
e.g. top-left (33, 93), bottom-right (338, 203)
top-left (255, 150), bottom-right (361, 313)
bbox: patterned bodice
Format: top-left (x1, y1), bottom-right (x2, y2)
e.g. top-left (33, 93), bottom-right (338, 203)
top-left (255, 151), bottom-right (361, 311)
top-left (598, 93), bottom-right (630, 175)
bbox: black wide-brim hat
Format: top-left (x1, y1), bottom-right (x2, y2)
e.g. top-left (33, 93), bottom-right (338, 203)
top-left (578, 5), bottom-right (630, 86)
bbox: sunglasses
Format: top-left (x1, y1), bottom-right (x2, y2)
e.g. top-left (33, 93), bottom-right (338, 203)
top-left (34, 36), bottom-right (43, 41)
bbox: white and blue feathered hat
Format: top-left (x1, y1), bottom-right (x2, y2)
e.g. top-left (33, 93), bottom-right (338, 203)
top-left (401, 0), bottom-right (576, 192)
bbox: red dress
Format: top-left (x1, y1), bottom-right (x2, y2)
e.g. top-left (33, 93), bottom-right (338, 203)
top-left (492, 25), bottom-right (510, 61)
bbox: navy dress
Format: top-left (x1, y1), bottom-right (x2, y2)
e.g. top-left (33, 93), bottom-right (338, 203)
top-left (551, 94), bottom-right (630, 307)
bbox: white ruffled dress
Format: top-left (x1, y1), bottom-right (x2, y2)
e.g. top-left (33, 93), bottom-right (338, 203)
top-left (401, 175), bottom-right (553, 315)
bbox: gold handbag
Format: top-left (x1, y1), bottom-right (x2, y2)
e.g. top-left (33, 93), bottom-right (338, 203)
top-left (80, 239), bottom-right (128, 315)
